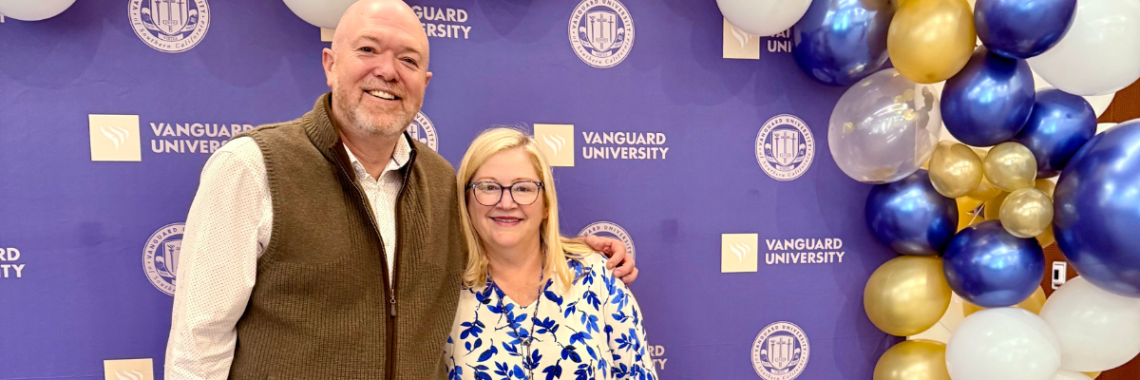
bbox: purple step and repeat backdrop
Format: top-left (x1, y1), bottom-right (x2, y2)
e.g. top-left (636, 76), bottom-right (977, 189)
top-left (0, 0), bottom-right (903, 379)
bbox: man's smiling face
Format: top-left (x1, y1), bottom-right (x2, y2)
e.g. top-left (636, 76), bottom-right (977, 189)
top-left (323, 0), bottom-right (431, 138)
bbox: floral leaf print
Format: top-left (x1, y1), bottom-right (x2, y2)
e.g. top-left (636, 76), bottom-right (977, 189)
top-left (448, 364), bottom-right (463, 380)
top-left (561, 345), bottom-right (582, 363)
top-left (477, 344), bottom-right (499, 362)
top-left (526, 349), bottom-right (543, 370)
top-left (586, 314), bottom-right (600, 335)
top-left (511, 364), bottom-right (526, 379)
top-left (494, 362), bottom-right (510, 378)
top-left (564, 301), bottom-right (578, 318)
top-left (616, 332), bottom-right (632, 351)
top-left (460, 320), bottom-right (485, 340)
top-left (569, 331), bottom-right (592, 346)
top-left (575, 362), bottom-right (592, 380)
top-left (586, 345), bottom-right (598, 361)
top-left (583, 290), bottom-right (601, 311)
top-left (542, 360), bottom-right (563, 380)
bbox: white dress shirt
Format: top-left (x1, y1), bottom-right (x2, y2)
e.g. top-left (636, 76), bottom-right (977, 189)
top-left (164, 135), bottom-right (411, 380)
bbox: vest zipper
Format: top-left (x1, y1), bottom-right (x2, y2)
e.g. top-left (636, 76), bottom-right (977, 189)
top-left (328, 147), bottom-right (400, 380)
top-left (387, 146), bottom-right (415, 380)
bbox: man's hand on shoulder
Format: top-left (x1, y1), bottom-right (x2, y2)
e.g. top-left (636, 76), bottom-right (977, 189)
top-left (583, 235), bottom-right (638, 285)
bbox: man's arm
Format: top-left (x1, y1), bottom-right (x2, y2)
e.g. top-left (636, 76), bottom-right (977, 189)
top-left (165, 138), bottom-right (271, 380)
top-left (583, 235), bottom-right (638, 284)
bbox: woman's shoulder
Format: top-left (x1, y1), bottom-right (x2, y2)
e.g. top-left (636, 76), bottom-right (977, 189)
top-left (565, 252), bottom-right (615, 285)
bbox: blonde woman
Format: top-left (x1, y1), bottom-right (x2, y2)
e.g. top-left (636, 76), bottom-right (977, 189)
top-left (443, 128), bottom-right (656, 380)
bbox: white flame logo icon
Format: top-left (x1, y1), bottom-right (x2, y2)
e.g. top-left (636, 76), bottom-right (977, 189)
top-left (115, 370), bottom-right (144, 380)
top-left (100, 125), bottom-right (130, 149)
top-left (730, 242), bottom-right (751, 263)
top-left (730, 24), bottom-right (752, 49)
top-left (542, 134), bottom-right (567, 156)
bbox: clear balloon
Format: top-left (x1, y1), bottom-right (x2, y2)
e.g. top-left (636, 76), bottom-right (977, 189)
top-left (983, 142), bottom-right (1037, 192)
top-left (1012, 89), bottom-right (1097, 178)
top-left (283, 0), bottom-right (359, 29)
top-left (974, 0), bottom-right (1077, 59)
top-left (941, 48), bottom-right (1035, 147)
top-left (866, 170), bottom-right (959, 256)
top-left (1028, 0), bottom-right (1140, 96)
top-left (943, 220), bottom-right (1045, 308)
top-left (888, 0), bottom-right (976, 83)
top-left (864, 256), bottom-right (953, 336)
top-left (1041, 277), bottom-right (1140, 371)
top-left (829, 69), bottom-right (942, 183)
top-left (1000, 188), bottom-right (1053, 238)
top-left (717, 0), bottom-right (813, 37)
top-left (0, 0), bottom-right (75, 21)
top-left (946, 308), bottom-right (1062, 380)
top-left (929, 142), bottom-right (983, 198)
top-left (1054, 119), bottom-right (1140, 297)
top-left (956, 197), bottom-right (985, 231)
top-left (873, 340), bottom-right (951, 380)
top-left (792, 0), bottom-right (894, 86)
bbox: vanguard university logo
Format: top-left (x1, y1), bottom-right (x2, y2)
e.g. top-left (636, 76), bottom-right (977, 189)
top-left (578, 221), bottom-right (635, 260)
top-left (569, 0), bottom-right (635, 69)
top-left (143, 223), bottom-right (184, 296)
top-left (755, 115), bottom-right (815, 181)
top-left (406, 111), bottom-right (438, 151)
top-left (752, 321), bottom-right (810, 380)
top-left (130, 0), bottom-right (210, 53)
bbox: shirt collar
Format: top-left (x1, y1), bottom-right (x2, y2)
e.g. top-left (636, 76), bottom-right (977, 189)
top-left (344, 135), bottom-right (412, 179)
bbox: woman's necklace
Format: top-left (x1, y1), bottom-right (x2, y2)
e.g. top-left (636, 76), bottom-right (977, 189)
top-left (490, 255), bottom-right (546, 380)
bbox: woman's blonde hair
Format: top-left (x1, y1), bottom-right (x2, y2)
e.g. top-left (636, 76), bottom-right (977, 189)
top-left (456, 127), bottom-right (593, 291)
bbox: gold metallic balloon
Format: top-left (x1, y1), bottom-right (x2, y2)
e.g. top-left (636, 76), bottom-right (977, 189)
top-left (874, 339), bottom-right (951, 380)
top-left (1034, 179), bottom-right (1057, 247)
top-left (967, 149), bottom-right (1003, 201)
top-left (983, 192), bottom-right (1009, 220)
top-left (963, 285), bottom-right (1046, 317)
top-left (864, 256), bottom-right (953, 336)
top-left (956, 197), bottom-right (985, 231)
top-left (929, 141), bottom-right (983, 198)
top-left (999, 188), bottom-right (1053, 238)
top-left (887, 0), bottom-right (976, 83)
top-left (1085, 372), bottom-right (1101, 379)
top-left (983, 142), bottom-right (1037, 192)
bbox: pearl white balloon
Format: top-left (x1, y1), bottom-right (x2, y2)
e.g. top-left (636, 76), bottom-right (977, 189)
top-left (1040, 277), bottom-right (1140, 372)
top-left (1029, 0), bottom-right (1140, 96)
top-left (716, 0), bottom-right (813, 37)
top-left (0, 0), bottom-right (75, 21)
top-left (1052, 370), bottom-right (1093, 380)
top-left (1032, 70), bottom-right (1115, 118)
top-left (283, 0), bottom-right (358, 29)
top-left (1096, 123), bottom-right (1117, 135)
top-left (946, 308), bottom-right (1061, 380)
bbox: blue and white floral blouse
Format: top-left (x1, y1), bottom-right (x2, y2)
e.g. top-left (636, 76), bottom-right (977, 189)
top-left (444, 253), bottom-right (657, 380)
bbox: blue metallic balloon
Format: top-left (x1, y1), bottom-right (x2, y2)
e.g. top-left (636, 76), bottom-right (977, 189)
top-left (941, 48), bottom-right (1035, 147)
top-left (792, 0), bottom-right (894, 87)
top-left (975, 0), bottom-right (1077, 59)
top-left (865, 170), bottom-right (958, 256)
top-left (1011, 89), bottom-right (1096, 178)
top-left (1054, 119), bottom-right (1140, 298)
top-left (943, 220), bottom-right (1045, 307)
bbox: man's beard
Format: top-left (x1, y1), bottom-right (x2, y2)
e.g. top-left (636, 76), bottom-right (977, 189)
top-left (333, 89), bottom-right (414, 138)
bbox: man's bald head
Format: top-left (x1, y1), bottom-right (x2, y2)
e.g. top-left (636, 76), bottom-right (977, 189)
top-left (321, 0), bottom-right (433, 141)
top-left (332, 0), bottom-right (430, 67)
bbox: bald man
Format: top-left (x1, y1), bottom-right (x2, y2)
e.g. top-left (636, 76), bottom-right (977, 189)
top-left (164, 1), bottom-right (633, 379)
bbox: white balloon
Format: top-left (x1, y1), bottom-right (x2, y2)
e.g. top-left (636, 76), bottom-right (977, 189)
top-left (1028, 0), bottom-right (1140, 96)
top-left (283, 0), bottom-right (359, 29)
top-left (0, 0), bottom-right (75, 21)
top-left (1032, 70), bottom-right (1115, 118)
top-left (1040, 277), bottom-right (1140, 372)
top-left (716, 0), bottom-right (812, 37)
top-left (1096, 123), bottom-right (1117, 135)
top-left (1052, 370), bottom-right (1093, 380)
top-left (946, 308), bottom-right (1061, 380)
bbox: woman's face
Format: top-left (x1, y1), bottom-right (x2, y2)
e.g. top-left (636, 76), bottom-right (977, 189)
top-left (467, 148), bottom-right (546, 255)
